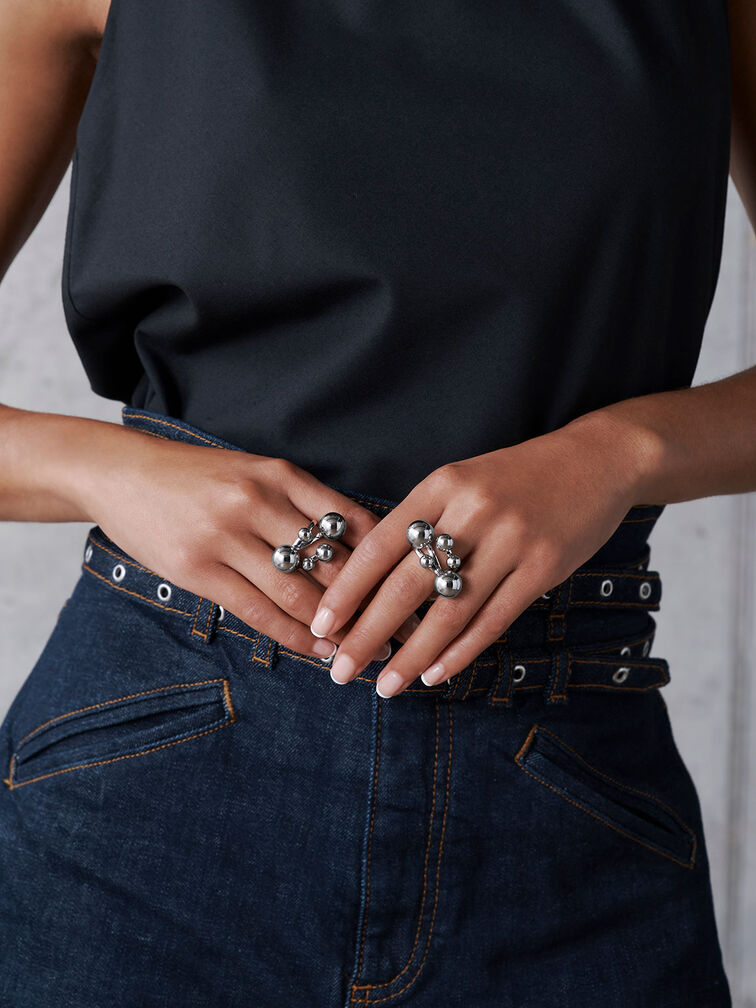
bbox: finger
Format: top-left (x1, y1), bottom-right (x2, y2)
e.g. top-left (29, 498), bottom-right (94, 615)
top-left (224, 530), bottom-right (392, 661)
top-left (372, 546), bottom-right (509, 697)
top-left (310, 497), bottom-right (446, 640)
top-left (328, 535), bottom-right (478, 685)
top-left (418, 563), bottom-right (543, 687)
top-left (282, 464), bottom-right (384, 554)
top-left (204, 562), bottom-right (340, 661)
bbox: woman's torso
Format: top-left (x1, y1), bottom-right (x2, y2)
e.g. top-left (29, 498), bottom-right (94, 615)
top-left (62, 0), bottom-right (731, 499)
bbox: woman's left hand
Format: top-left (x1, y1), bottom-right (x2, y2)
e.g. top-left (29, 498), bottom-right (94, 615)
top-left (310, 414), bottom-right (653, 697)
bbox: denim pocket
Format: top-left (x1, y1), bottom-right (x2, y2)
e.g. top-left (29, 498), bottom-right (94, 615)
top-left (514, 723), bottom-right (697, 869)
top-left (6, 678), bottom-right (236, 789)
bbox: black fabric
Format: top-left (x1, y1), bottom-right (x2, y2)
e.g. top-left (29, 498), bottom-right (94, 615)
top-left (62, 0), bottom-right (731, 500)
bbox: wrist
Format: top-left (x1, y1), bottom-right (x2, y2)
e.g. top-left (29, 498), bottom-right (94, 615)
top-left (561, 404), bottom-right (667, 509)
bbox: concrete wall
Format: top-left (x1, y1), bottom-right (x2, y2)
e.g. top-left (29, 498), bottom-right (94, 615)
top-left (1, 166), bottom-right (755, 1005)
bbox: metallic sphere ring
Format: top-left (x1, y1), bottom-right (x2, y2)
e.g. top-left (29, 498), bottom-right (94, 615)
top-left (406, 520), bottom-right (463, 598)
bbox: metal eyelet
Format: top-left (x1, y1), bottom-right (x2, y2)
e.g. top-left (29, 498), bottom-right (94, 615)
top-left (541, 592), bottom-right (551, 600)
top-left (156, 582), bottom-right (172, 602)
top-left (112, 563), bottom-right (126, 583)
top-left (639, 581), bottom-right (652, 600)
top-left (620, 645), bottom-right (631, 656)
top-left (512, 664), bottom-right (527, 683)
top-left (600, 578), bottom-right (613, 597)
top-left (217, 605), bottom-right (225, 622)
top-left (612, 666), bottom-right (631, 684)
top-left (84, 544), bottom-right (93, 563)
top-left (642, 639), bottom-right (651, 656)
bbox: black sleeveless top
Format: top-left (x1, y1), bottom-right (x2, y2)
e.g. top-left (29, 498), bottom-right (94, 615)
top-left (62, 0), bottom-right (731, 500)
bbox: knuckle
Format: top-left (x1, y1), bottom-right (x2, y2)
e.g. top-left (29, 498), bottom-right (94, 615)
top-left (390, 568), bottom-right (424, 603)
top-left (432, 462), bottom-right (464, 492)
top-left (239, 596), bottom-right (266, 630)
top-left (277, 576), bottom-right (304, 613)
top-left (437, 601), bottom-right (470, 636)
top-left (355, 530), bottom-right (384, 566)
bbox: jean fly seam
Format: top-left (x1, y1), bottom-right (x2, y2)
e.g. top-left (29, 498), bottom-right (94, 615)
top-left (352, 701), bottom-right (453, 1003)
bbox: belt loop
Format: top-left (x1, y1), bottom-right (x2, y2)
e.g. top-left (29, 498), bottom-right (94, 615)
top-left (486, 645), bottom-right (514, 708)
top-left (545, 580), bottom-right (570, 704)
top-left (546, 650), bottom-right (571, 705)
top-left (189, 597), bottom-right (221, 645)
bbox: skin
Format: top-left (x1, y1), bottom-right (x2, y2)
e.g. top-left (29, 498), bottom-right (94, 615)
top-left (0, 0), bottom-right (416, 663)
top-left (1, 1), bottom-right (755, 697)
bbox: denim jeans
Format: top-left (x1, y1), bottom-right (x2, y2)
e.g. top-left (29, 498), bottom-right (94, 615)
top-left (0, 406), bottom-right (731, 1007)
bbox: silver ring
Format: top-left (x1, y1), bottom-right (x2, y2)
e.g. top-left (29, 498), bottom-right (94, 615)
top-left (406, 520), bottom-right (463, 598)
top-left (271, 512), bottom-right (347, 573)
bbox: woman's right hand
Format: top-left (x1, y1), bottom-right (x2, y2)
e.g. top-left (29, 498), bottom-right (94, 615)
top-left (82, 426), bottom-right (415, 660)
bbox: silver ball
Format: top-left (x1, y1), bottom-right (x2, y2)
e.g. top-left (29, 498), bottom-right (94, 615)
top-left (316, 543), bottom-right (334, 562)
top-left (272, 545), bottom-right (299, 572)
top-left (301, 555), bottom-right (315, 572)
top-left (420, 554), bottom-right (435, 569)
top-left (407, 520), bottom-right (434, 549)
top-left (435, 570), bottom-right (463, 597)
top-left (446, 553), bottom-right (461, 571)
top-left (320, 512), bottom-right (346, 540)
top-left (436, 533), bottom-right (454, 551)
top-left (298, 526), bottom-right (313, 543)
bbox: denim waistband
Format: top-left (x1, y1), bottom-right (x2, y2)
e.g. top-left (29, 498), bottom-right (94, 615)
top-left (79, 405), bottom-right (671, 707)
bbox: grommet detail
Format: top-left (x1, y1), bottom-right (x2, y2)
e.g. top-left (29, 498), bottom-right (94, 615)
top-left (112, 563), bottom-right (126, 583)
top-left (218, 606), bottom-right (225, 622)
top-left (156, 582), bottom-right (172, 602)
top-left (620, 645), bottom-right (631, 656)
top-left (639, 580), bottom-right (652, 600)
top-left (513, 664), bottom-right (527, 683)
top-left (612, 666), bottom-right (631, 684)
top-left (541, 592), bottom-right (551, 600)
top-left (600, 578), bottom-right (613, 597)
top-left (84, 544), bottom-right (92, 563)
top-left (642, 639), bottom-right (651, 656)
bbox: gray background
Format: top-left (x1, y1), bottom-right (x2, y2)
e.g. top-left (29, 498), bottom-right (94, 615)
top-left (1, 166), bottom-right (755, 1005)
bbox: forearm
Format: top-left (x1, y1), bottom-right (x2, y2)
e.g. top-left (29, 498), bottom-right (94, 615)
top-left (0, 403), bottom-right (125, 522)
top-left (563, 364), bottom-right (756, 506)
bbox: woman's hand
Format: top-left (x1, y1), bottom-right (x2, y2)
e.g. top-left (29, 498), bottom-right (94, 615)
top-left (311, 414), bottom-right (653, 696)
top-left (80, 425), bottom-right (420, 661)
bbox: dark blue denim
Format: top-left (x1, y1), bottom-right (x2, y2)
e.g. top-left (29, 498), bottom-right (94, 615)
top-left (0, 406), bottom-right (731, 1007)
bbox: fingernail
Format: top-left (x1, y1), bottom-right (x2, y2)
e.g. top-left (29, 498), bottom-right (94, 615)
top-left (372, 642), bottom-right (392, 663)
top-left (376, 669), bottom-right (404, 698)
top-left (311, 606), bottom-right (335, 638)
top-left (313, 638), bottom-right (338, 659)
top-left (330, 653), bottom-right (357, 684)
top-left (420, 663), bottom-right (446, 686)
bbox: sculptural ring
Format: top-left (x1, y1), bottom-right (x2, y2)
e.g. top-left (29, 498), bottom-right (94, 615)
top-left (406, 520), bottom-right (463, 598)
top-left (271, 512), bottom-right (347, 573)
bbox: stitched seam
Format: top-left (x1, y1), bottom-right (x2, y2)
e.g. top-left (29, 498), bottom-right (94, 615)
top-left (15, 678), bottom-right (230, 747)
top-left (573, 571), bottom-right (659, 581)
top-left (122, 413), bottom-right (226, 447)
top-left (514, 725), bottom-right (696, 868)
top-left (87, 536), bottom-right (155, 574)
top-left (82, 563), bottom-right (195, 617)
top-left (352, 697), bottom-right (382, 986)
top-left (352, 699), bottom-right (441, 998)
top-left (7, 719), bottom-right (234, 790)
top-left (353, 702), bottom-right (453, 1003)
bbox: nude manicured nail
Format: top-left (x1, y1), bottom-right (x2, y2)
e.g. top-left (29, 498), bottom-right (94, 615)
top-left (313, 638), bottom-right (338, 659)
top-left (330, 653), bottom-right (357, 684)
top-left (420, 663), bottom-right (446, 686)
top-left (311, 606), bottom-right (335, 638)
